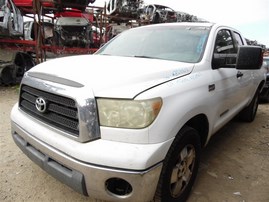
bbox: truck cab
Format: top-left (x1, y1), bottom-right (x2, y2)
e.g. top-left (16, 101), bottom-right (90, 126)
top-left (11, 23), bottom-right (265, 202)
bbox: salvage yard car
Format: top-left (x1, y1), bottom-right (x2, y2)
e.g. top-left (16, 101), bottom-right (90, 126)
top-left (24, 20), bottom-right (54, 45)
top-left (54, 17), bottom-right (92, 48)
top-left (139, 4), bottom-right (177, 23)
top-left (0, 0), bottom-right (23, 37)
top-left (0, 49), bottom-right (35, 85)
top-left (13, 0), bottom-right (95, 10)
top-left (11, 23), bottom-right (265, 202)
top-left (106, 0), bottom-right (140, 21)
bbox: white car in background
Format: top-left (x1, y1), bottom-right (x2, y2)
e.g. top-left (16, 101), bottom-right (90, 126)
top-left (139, 4), bottom-right (177, 23)
top-left (106, 0), bottom-right (139, 18)
top-left (0, 0), bottom-right (23, 37)
top-left (23, 20), bottom-right (54, 44)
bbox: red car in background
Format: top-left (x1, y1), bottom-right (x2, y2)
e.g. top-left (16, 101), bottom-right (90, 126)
top-left (13, 0), bottom-right (96, 10)
top-left (54, 8), bottom-right (93, 22)
top-left (13, 0), bottom-right (53, 8)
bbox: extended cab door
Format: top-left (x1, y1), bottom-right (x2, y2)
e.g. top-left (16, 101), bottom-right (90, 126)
top-left (211, 28), bottom-right (251, 132)
top-left (232, 31), bottom-right (254, 100)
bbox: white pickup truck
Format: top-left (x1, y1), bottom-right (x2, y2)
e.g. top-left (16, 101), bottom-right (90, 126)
top-left (11, 23), bottom-right (265, 202)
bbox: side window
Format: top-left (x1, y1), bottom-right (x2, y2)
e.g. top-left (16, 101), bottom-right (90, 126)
top-left (212, 29), bottom-right (238, 68)
top-left (233, 31), bottom-right (244, 46)
top-left (214, 29), bottom-right (236, 53)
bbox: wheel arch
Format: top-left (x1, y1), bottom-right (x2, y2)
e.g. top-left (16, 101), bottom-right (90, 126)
top-left (258, 80), bottom-right (266, 94)
top-left (185, 114), bottom-right (209, 148)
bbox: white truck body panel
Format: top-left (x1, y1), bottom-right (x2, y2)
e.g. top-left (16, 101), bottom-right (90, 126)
top-left (28, 55), bottom-right (194, 98)
top-left (10, 22), bottom-right (265, 201)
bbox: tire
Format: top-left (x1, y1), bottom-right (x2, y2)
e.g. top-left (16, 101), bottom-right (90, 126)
top-left (155, 126), bottom-right (201, 202)
top-left (239, 90), bottom-right (259, 122)
top-left (0, 66), bottom-right (16, 85)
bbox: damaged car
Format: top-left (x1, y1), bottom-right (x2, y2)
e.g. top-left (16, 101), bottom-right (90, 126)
top-left (177, 11), bottom-right (198, 22)
top-left (54, 17), bottom-right (92, 48)
top-left (106, 0), bottom-right (140, 20)
top-left (56, 0), bottom-right (96, 10)
top-left (24, 20), bottom-right (54, 45)
top-left (139, 4), bottom-right (177, 23)
top-left (0, 0), bottom-right (23, 37)
top-left (13, 0), bottom-right (96, 10)
top-left (0, 50), bottom-right (35, 85)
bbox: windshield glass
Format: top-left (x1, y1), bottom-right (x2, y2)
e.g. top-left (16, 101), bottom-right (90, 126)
top-left (96, 25), bottom-right (210, 63)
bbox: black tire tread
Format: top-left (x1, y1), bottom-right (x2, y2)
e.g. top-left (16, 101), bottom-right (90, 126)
top-left (154, 126), bottom-right (201, 202)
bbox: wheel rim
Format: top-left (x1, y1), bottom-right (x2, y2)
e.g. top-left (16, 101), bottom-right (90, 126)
top-left (170, 144), bottom-right (196, 198)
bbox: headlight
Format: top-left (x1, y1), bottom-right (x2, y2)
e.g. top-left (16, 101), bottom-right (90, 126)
top-left (97, 98), bottom-right (162, 129)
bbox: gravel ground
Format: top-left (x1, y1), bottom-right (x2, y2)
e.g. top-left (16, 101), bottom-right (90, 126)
top-left (1, 86), bottom-right (269, 202)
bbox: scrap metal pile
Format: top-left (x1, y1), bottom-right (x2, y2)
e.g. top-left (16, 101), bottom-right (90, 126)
top-left (106, 0), bottom-right (200, 23)
top-left (0, 0), bottom-right (201, 85)
top-left (0, 0), bottom-right (98, 85)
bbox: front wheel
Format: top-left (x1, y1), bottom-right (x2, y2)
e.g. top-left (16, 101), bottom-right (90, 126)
top-left (155, 126), bottom-right (201, 202)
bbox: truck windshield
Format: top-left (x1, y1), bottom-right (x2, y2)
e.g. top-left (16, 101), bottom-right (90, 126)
top-left (96, 25), bottom-right (210, 63)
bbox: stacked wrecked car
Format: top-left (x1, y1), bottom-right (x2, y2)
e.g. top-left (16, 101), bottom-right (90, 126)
top-left (0, 0), bottom-right (23, 37)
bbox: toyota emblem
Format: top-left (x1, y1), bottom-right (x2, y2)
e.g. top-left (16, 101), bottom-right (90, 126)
top-left (35, 97), bottom-right (47, 113)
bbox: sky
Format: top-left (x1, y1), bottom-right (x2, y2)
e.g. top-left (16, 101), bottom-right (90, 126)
top-left (92, 0), bottom-right (269, 48)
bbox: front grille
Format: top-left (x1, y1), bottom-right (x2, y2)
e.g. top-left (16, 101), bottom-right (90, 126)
top-left (19, 85), bottom-right (79, 136)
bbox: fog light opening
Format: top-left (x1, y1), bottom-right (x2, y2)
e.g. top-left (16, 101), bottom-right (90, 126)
top-left (105, 178), bottom-right (133, 197)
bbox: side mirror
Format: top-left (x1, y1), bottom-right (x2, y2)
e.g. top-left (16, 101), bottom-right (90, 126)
top-left (236, 46), bottom-right (263, 70)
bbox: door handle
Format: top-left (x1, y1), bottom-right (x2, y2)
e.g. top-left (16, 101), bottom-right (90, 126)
top-left (237, 71), bottom-right (243, 78)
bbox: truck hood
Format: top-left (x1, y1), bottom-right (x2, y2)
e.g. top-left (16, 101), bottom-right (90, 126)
top-left (27, 55), bottom-right (194, 98)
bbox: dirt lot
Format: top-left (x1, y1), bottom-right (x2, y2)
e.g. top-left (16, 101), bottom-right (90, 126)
top-left (1, 86), bottom-right (269, 202)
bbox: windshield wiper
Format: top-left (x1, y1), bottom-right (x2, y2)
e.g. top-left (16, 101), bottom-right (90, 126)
top-left (133, 55), bottom-right (158, 59)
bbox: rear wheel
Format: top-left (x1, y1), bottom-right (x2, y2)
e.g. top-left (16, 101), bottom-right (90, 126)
top-left (155, 126), bottom-right (201, 202)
